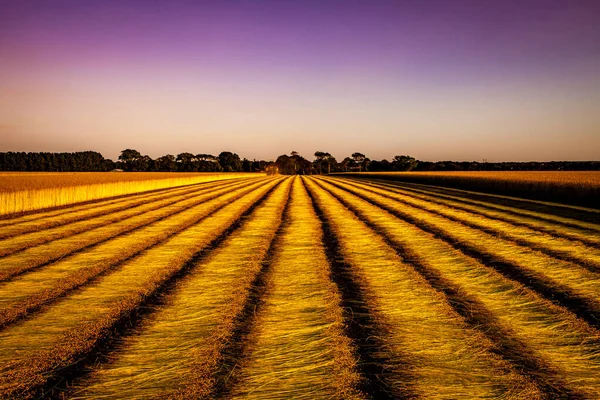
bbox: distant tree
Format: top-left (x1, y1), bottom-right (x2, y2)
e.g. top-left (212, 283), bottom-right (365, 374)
top-left (350, 152), bottom-right (368, 172)
top-left (196, 154), bottom-right (222, 172)
top-left (392, 155), bottom-right (418, 171)
top-left (103, 158), bottom-right (116, 171)
top-left (369, 159), bottom-right (391, 172)
top-left (274, 152), bottom-right (312, 175)
top-left (242, 158), bottom-right (252, 172)
top-left (351, 152), bottom-right (365, 164)
top-left (313, 151), bottom-right (337, 174)
top-left (340, 157), bottom-right (353, 172)
top-left (176, 152), bottom-right (196, 171)
top-left (299, 157), bottom-right (313, 175)
top-left (118, 149), bottom-right (143, 171)
top-left (155, 154), bottom-right (177, 171)
top-left (134, 155), bottom-right (153, 172)
top-left (218, 151), bottom-right (242, 172)
top-left (275, 154), bottom-right (293, 175)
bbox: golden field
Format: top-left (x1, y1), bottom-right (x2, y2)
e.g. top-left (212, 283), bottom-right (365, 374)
top-left (337, 171), bottom-right (600, 207)
top-left (0, 174), bottom-right (600, 398)
top-left (0, 172), bottom-right (258, 215)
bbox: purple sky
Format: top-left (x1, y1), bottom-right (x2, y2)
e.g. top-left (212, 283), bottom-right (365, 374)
top-left (1, 0), bottom-right (599, 162)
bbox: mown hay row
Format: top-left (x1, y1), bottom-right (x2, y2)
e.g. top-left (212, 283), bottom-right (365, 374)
top-left (324, 178), bottom-right (600, 328)
top-left (335, 171), bottom-right (600, 208)
top-left (303, 177), bottom-right (539, 399)
top-left (70, 177), bottom-right (293, 399)
top-left (315, 177), bottom-right (600, 398)
top-left (332, 178), bottom-right (600, 270)
top-left (0, 179), bottom-right (253, 256)
top-left (0, 177), bottom-right (247, 239)
top-left (351, 177), bottom-right (600, 227)
top-left (228, 177), bottom-right (364, 400)
top-left (0, 179), bottom-right (275, 329)
top-left (0, 178), bottom-right (259, 282)
top-left (346, 177), bottom-right (600, 247)
top-left (0, 177), bottom-right (282, 398)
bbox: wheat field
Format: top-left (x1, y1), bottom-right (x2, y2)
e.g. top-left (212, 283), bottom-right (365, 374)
top-left (1, 174), bottom-right (600, 399)
top-left (0, 172), bottom-right (257, 216)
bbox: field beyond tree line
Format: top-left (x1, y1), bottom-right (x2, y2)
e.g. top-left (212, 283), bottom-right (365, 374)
top-left (0, 172), bottom-right (599, 398)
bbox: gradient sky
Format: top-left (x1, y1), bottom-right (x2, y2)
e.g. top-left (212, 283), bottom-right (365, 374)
top-left (1, 0), bottom-right (599, 162)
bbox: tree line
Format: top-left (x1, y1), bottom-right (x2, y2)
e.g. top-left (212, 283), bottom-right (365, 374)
top-left (1, 150), bottom-right (598, 173)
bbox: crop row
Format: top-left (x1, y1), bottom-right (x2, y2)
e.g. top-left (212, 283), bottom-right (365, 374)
top-left (0, 175), bottom-right (599, 398)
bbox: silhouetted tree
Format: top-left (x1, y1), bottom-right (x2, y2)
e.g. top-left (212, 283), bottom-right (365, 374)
top-left (196, 154), bottom-right (222, 172)
top-left (176, 152), bottom-right (196, 171)
top-left (118, 149), bottom-right (143, 171)
top-left (155, 154), bottom-right (177, 171)
top-left (392, 155), bottom-right (418, 171)
top-left (275, 154), bottom-right (293, 175)
top-left (313, 151), bottom-right (337, 174)
top-left (242, 158), bottom-right (252, 172)
top-left (218, 151), bottom-right (242, 172)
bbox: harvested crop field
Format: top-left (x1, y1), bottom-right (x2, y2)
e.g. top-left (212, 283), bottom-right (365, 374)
top-left (1, 174), bottom-right (600, 399)
top-left (336, 171), bottom-right (600, 207)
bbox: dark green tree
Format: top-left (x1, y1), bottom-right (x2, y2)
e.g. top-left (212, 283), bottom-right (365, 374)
top-left (118, 149), bottom-right (142, 171)
top-left (176, 152), bottom-right (196, 171)
top-left (392, 155), bottom-right (418, 171)
top-left (155, 154), bottom-right (177, 171)
top-left (218, 151), bottom-right (242, 172)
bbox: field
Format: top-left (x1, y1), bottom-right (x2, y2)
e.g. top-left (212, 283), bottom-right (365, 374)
top-left (336, 171), bottom-right (600, 207)
top-left (1, 174), bottom-right (600, 398)
top-left (0, 172), bottom-right (257, 216)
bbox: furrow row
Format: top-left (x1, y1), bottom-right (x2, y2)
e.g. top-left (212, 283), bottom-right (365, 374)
top-left (0, 178), bottom-right (254, 256)
top-left (68, 177), bottom-right (293, 399)
top-left (0, 177), bottom-right (253, 240)
top-left (0, 178), bottom-right (258, 282)
top-left (314, 177), bottom-right (600, 398)
top-left (303, 177), bottom-right (539, 398)
top-left (0, 178), bottom-right (282, 398)
top-left (348, 177), bottom-right (600, 247)
top-left (2, 174), bottom-right (598, 399)
top-left (358, 177), bottom-right (600, 227)
top-left (323, 177), bottom-right (600, 328)
top-left (0, 178), bottom-right (274, 329)
top-left (333, 178), bottom-right (600, 270)
top-left (227, 177), bottom-right (364, 400)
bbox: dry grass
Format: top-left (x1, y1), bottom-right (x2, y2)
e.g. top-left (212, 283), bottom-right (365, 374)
top-left (1, 172), bottom-right (600, 398)
top-left (0, 178), bottom-right (260, 282)
top-left (0, 178), bottom-right (273, 328)
top-left (70, 177), bottom-right (293, 399)
top-left (0, 172), bottom-right (259, 215)
top-left (337, 171), bottom-right (600, 207)
top-left (325, 178), bottom-right (600, 324)
top-left (349, 171), bottom-right (600, 185)
top-left (0, 178), bottom-right (281, 398)
top-left (0, 178), bottom-right (241, 239)
top-left (304, 177), bottom-right (539, 398)
top-left (316, 176), bottom-right (600, 397)
top-left (350, 178), bottom-right (600, 247)
top-left (332, 178), bottom-right (600, 268)
top-left (229, 177), bottom-right (364, 400)
top-left (0, 179), bottom-right (250, 257)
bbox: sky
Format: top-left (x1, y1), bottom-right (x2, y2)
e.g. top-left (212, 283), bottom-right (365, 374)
top-left (1, 0), bottom-right (599, 162)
